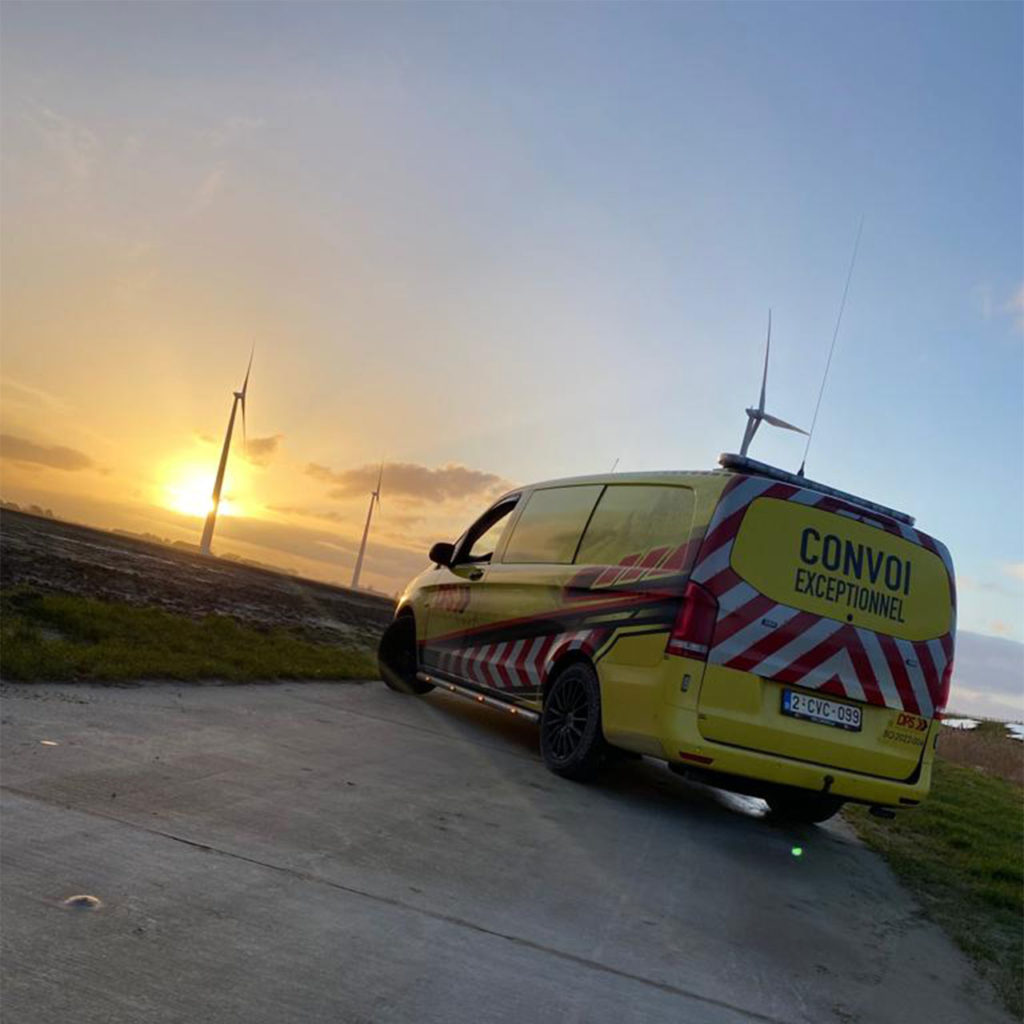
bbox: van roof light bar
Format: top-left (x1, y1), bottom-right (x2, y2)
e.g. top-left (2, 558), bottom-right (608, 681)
top-left (718, 453), bottom-right (915, 526)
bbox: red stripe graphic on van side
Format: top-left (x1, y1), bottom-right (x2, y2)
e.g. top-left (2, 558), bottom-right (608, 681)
top-left (619, 547), bottom-right (670, 583)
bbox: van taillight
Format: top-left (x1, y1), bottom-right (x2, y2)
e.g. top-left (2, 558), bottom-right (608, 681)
top-left (936, 658), bottom-right (954, 717)
top-left (666, 582), bottom-right (719, 660)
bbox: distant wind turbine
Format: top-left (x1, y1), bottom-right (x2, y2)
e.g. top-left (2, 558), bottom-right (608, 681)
top-left (199, 348), bottom-right (252, 556)
top-left (738, 310), bottom-right (807, 457)
top-left (351, 462), bottom-right (383, 590)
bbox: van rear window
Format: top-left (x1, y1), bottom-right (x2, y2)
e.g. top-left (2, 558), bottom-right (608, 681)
top-left (502, 486), bottom-right (602, 564)
top-left (575, 485), bottom-right (695, 566)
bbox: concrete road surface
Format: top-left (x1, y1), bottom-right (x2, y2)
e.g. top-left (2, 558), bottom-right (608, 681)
top-left (0, 681), bottom-right (1011, 1024)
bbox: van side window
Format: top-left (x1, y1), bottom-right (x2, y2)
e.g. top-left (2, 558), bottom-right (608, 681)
top-left (575, 485), bottom-right (695, 565)
top-left (454, 498), bottom-right (519, 565)
top-left (502, 486), bottom-right (603, 564)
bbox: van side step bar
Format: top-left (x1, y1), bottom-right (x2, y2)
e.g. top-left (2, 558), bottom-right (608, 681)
top-left (417, 672), bottom-right (540, 722)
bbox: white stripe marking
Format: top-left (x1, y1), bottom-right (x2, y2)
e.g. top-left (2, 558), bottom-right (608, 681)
top-left (710, 605), bottom-right (801, 662)
top-left (716, 581), bottom-right (761, 616)
top-left (896, 638), bottom-right (933, 719)
top-left (796, 648), bottom-right (865, 703)
top-left (857, 629), bottom-right (904, 711)
top-left (506, 639), bottom-right (526, 688)
top-left (750, 617), bottom-right (844, 678)
top-left (692, 541), bottom-right (734, 583)
top-left (486, 643), bottom-right (507, 689)
top-left (524, 636), bottom-right (546, 689)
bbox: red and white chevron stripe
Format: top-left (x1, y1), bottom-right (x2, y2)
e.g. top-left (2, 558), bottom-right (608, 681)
top-left (691, 476), bottom-right (956, 719)
top-left (436, 629), bottom-right (605, 695)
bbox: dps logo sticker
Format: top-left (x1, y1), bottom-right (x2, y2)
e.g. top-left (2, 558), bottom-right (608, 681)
top-left (881, 711), bottom-right (928, 747)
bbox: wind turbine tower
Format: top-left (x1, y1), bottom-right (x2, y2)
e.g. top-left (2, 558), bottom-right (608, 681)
top-left (199, 349), bottom-right (252, 556)
top-left (351, 463), bottom-right (383, 590)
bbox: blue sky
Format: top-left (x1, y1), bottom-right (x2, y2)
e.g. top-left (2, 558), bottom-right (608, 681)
top-left (2, 3), bottom-right (1022, 705)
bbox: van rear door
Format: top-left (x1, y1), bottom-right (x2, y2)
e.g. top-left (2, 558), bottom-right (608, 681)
top-left (691, 475), bottom-right (955, 780)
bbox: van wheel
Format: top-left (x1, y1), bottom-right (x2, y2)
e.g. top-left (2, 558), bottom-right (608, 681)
top-left (540, 662), bottom-right (606, 781)
top-left (378, 617), bottom-right (433, 695)
top-left (765, 790), bottom-right (844, 824)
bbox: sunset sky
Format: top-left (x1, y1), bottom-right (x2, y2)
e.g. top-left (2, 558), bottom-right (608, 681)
top-left (1, 3), bottom-right (1021, 713)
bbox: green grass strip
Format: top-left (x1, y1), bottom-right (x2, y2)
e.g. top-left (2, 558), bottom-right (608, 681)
top-left (845, 759), bottom-right (1023, 1017)
top-left (1, 588), bottom-right (377, 682)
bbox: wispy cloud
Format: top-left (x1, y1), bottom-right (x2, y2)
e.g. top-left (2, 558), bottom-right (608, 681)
top-left (1002, 563), bottom-right (1024, 582)
top-left (25, 104), bottom-right (100, 180)
top-left (244, 434), bottom-right (283, 466)
top-left (1003, 283), bottom-right (1024, 334)
top-left (0, 433), bottom-right (95, 472)
top-left (205, 115), bottom-right (265, 149)
top-left (306, 461), bottom-right (513, 504)
top-left (1, 377), bottom-right (69, 413)
top-left (192, 163), bottom-right (227, 211)
top-left (269, 504), bottom-right (423, 531)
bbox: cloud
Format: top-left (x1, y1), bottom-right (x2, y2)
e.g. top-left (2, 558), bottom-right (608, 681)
top-left (209, 513), bottom-right (426, 578)
top-left (1004, 283), bottom-right (1024, 334)
top-left (1003, 563), bottom-right (1024, 582)
top-left (307, 461), bottom-right (513, 504)
top-left (193, 163), bottom-right (227, 211)
top-left (269, 504), bottom-right (424, 532)
top-left (244, 434), bottom-right (283, 466)
top-left (26, 105), bottom-right (100, 180)
top-left (0, 377), bottom-right (69, 413)
top-left (949, 631), bottom-right (1024, 720)
top-left (205, 115), bottom-right (266, 148)
top-left (0, 433), bottom-right (95, 472)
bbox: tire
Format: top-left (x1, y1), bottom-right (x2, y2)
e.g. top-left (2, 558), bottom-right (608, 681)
top-left (378, 616), bottom-right (434, 695)
top-left (765, 789), bottom-right (844, 824)
top-left (540, 662), bottom-right (607, 781)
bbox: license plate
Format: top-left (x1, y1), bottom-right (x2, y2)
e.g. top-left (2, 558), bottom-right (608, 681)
top-left (781, 689), bottom-right (862, 731)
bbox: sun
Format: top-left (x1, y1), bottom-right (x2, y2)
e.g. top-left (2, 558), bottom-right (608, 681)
top-left (163, 463), bottom-right (240, 519)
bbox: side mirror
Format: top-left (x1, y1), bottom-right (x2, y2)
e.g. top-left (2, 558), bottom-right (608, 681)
top-left (429, 541), bottom-right (455, 567)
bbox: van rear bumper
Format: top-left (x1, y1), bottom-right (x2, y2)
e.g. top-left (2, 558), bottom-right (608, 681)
top-left (655, 704), bottom-right (936, 807)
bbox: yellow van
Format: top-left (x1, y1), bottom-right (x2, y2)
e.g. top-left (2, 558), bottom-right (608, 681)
top-left (378, 454), bottom-right (956, 823)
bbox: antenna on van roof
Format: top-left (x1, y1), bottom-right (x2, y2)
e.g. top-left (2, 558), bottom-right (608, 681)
top-left (738, 309), bottom-right (808, 458)
top-left (798, 218), bottom-right (864, 477)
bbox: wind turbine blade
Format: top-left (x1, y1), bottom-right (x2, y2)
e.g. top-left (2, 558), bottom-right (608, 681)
top-left (762, 412), bottom-right (808, 434)
top-left (758, 309), bottom-right (771, 413)
top-left (241, 344), bottom-right (254, 397)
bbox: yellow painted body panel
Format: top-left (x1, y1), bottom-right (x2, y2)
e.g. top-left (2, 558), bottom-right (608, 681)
top-left (697, 664), bottom-right (926, 780)
top-left (731, 497), bottom-right (953, 640)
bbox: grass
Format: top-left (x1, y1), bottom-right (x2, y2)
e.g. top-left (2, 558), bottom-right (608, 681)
top-left (0, 588), bottom-right (378, 683)
top-left (844, 751), bottom-right (1023, 1018)
top-left (938, 719), bottom-right (1024, 786)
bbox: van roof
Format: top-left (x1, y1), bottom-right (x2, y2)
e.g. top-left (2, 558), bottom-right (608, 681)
top-left (505, 457), bottom-right (915, 527)
top-left (718, 453), bottom-right (915, 526)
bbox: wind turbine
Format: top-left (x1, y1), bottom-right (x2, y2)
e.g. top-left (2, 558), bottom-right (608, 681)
top-left (199, 348), bottom-right (252, 556)
top-left (738, 310), bottom-right (807, 457)
top-left (351, 462), bottom-right (383, 590)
